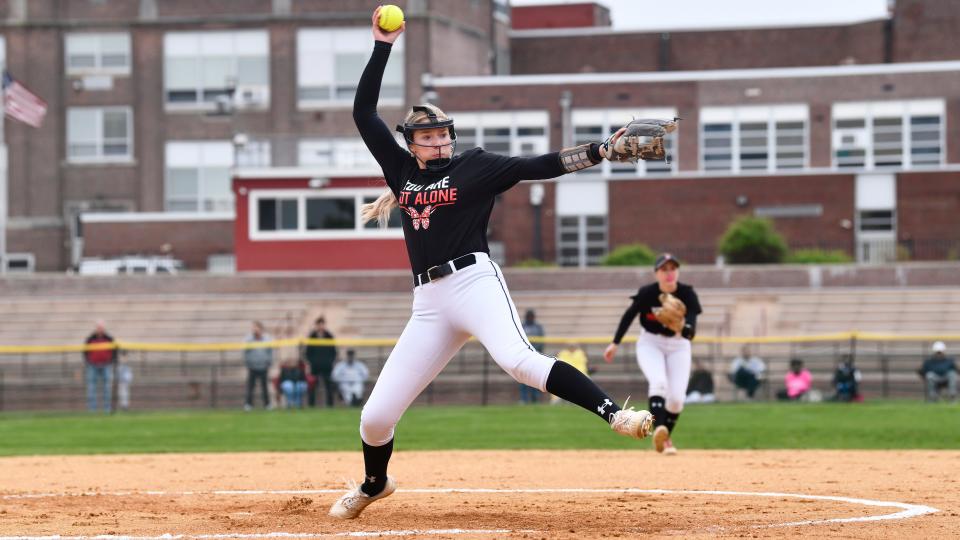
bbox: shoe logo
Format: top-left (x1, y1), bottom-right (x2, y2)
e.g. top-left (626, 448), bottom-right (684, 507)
top-left (597, 398), bottom-right (613, 416)
top-left (365, 475), bottom-right (377, 483)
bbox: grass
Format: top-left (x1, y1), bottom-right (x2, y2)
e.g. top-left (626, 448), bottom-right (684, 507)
top-left (0, 400), bottom-right (957, 456)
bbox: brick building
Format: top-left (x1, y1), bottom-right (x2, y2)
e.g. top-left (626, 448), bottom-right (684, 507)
top-left (1, 0), bottom-right (958, 271)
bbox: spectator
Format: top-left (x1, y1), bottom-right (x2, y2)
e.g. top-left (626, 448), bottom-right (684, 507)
top-left (686, 358), bottom-right (716, 404)
top-left (83, 320), bottom-right (117, 413)
top-left (551, 342), bottom-right (589, 404)
top-left (243, 321), bottom-right (274, 411)
top-left (279, 357), bottom-right (309, 409)
top-left (920, 341), bottom-right (958, 403)
top-left (332, 349), bottom-right (370, 407)
top-left (116, 355), bottom-right (133, 412)
top-left (777, 358), bottom-right (812, 401)
top-left (831, 354), bottom-right (862, 402)
top-left (728, 345), bottom-right (766, 400)
top-left (519, 309), bottom-right (544, 404)
top-left (305, 317), bottom-right (338, 408)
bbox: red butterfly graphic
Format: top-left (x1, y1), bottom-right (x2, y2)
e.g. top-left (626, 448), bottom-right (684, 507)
top-left (405, 205), bottom-right (432, 230)
top-left (402, 203), bottom-right (453, 231)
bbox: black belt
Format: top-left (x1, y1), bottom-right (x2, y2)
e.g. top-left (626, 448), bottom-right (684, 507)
top-left (414, 254), bottom-right (478, 286)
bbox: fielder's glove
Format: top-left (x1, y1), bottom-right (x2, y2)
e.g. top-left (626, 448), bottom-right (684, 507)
top-left (601, 118), bottom-right (679, 162)
top-left (655, 292), bottom-right (687, 334)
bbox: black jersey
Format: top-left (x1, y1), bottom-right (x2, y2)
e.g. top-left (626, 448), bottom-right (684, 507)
top-left (355, 41), bottom-right (567, 275)
top-left (612, 282), bottom-right (702, 343)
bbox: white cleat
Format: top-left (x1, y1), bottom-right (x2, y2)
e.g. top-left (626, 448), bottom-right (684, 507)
top-left (329, 476), bottom-right (397, 519)
top-left (653, 425), bottom-right (670, 453)
top-left (610, 408), bottom-right (654, 439)
top-left (663, 438), bottom-right (678, 455)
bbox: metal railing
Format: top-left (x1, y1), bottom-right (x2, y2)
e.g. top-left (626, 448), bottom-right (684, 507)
top-left (0, 334), bottom-right (955, 412)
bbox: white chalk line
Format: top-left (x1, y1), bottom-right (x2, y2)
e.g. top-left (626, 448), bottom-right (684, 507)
top-left (0, 487), bottom-right (938, 539)
top-left (0, 530), bottom-right (530, 539)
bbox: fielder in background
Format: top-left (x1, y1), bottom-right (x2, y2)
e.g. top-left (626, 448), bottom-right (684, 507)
top-left (551, 342), bottom-right (590, 404)
top-left (329, 6), bottom-right (676, 520)
top-left (603, 253), bottom-right (702, 456)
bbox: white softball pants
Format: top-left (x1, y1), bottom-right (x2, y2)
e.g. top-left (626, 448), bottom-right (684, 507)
top-left (360, 252), bottom-right (556, 446)
top-left (636, 331), bottom-right (691, 414)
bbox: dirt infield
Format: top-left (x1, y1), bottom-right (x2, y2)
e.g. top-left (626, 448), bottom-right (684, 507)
top-left (1, 450), bottom-right (957, 539)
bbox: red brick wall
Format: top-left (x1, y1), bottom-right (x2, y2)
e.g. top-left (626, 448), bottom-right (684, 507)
top-left (82, 220), bottom-right (235, 270)
top-left (489, 182), bottom-right (557, 264)
top-left (893, 0), bottom-right (960, 62)
top-left (156, 0), bottom-right (272, 18)
top-left (603, 175), bottom-right (856, 264)
top-left (7, 227), bottom-right (66, 272)
top-left (511, 33), bottom-right (661, 74)
top-left (896, 172), bottom-right (960, 260)
top-left (511, 4), bottom-right (610, 30)
top-left (510, 22), bottom-right (886, 75)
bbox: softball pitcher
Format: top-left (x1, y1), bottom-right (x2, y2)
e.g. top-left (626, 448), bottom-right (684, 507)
top-left (329, 8), bottom-right (676, 520)
top-left (603, 253), bottom-right (702, 455)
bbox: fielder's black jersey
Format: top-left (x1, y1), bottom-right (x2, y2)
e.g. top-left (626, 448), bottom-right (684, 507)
top-left (355, 41), bottom-right (566, 275)
top-left (612, 282), bottom-right (702, 343)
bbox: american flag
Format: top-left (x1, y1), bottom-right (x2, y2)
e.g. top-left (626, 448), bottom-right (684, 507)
top-left (2, 71), bottom-right (47, 128)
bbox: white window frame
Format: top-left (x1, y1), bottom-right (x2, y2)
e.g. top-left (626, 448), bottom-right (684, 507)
top-left (449, 111), bottom-right (550, 157)
top-left (67, 106), bottom-right (134, 164)
top-left (236, 139), bottom-right (272, 168)
top-left (297, 28), bottom-right (405, 109)
top-left (249, 188), bottom-right (404, 241)
top-left (297, 138), bottom-right (380, 170)
top-left (164, 141), bottom-right (235, 213)
top-left (65, 32), bottom-right (131, 75)
top-left (573, 108), bottom-right (679, 178)
top-left (556, 214), bottom-right (608, 268)
top-left (3, 252), bottom-right (35, 273)
top-left (832, 99), bottom-right (945, 171)
top-left (163, 30), bottom-right (270, 111)
top-left (699, 105), bottom-right (808, 174)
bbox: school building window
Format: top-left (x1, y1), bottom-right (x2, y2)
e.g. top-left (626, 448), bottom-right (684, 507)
top-left (165, 141), bottom-right (234, 213)
top-left (573, 108), bottom-right (678, 178)
top-left (65, 33), bottom-right (131, 75)
top-left (163, 30), bottom-right (270, 109)
top-left (298, 138), bottom-right (381, 170)
top-left (298, 28), bottom-right (404, 108)
top-left (832, 100), bottom-right (944, 170)
top-left (700, 105), bottom-right (808, 173)
top-left (67, 107), bottom-right (133, 163)
top-left (451, 111), bottom-right (549, 157)
top-left (250, 189), bottom-right (403, 240)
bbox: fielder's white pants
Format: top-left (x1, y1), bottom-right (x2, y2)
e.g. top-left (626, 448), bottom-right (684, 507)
top-left (360, 253), bottom-right (556, 446)
top-left (635, 331), bottom-right (691, 414)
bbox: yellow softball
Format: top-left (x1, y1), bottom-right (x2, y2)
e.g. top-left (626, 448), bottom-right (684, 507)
top-left (378, 5), bottom-right (404, 32)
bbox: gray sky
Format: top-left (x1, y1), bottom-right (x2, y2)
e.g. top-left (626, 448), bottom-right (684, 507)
top-left (510, 0), bottom-right (891, 31)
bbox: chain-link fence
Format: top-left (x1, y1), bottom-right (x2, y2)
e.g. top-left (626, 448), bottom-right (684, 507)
top-left (0, 334), bottom-right (956, 412)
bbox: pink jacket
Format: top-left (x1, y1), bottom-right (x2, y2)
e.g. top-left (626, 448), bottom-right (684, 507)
top-left (785, 369), bottom-right (812, 398)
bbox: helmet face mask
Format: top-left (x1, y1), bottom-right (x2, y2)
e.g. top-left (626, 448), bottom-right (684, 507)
top-left (397, 105), bottom-right (457, 171)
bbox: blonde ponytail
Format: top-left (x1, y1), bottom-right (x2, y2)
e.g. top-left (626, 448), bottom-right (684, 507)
top-left (360, 189), bottom-right (399, 228)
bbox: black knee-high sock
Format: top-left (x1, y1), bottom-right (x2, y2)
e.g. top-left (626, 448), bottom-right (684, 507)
top-left (360, 438), bottom-right (393, 496)
top-left (648, 396), bottom-right (667, 428)
top-left (664, 411), bottom-right (680, 434)
top-left (544, 360), bottom-right (621, 423)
